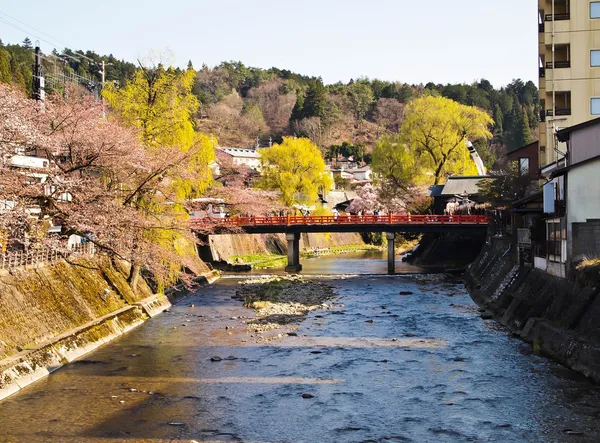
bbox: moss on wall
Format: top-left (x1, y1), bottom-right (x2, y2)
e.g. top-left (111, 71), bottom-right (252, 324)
top-left (0, 257), bottom-right (153, 360)
top-left (209, 232), bottom-right (366, 262)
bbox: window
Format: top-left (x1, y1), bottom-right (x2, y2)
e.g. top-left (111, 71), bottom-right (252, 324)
top-left (519, 158), bottom-right (530, 176)
top-left (592, 50), bottom-right (600, 66)
top-left (592, 97), bottom-right (600, 115)
top-left (592, 2), bottom-right (600, 18)
top-left (546, 218), bottom-right (566, 263)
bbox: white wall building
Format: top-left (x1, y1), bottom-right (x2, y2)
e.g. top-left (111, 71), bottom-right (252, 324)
top-left (218, 147), bottom-right (261, 171)
top-left (542, 117), bottom-right (600, 277)
top-left (347, 165), bottom-right (372, 181)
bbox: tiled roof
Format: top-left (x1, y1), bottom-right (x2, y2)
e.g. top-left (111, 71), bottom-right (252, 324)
top-left (440, 176), bottom-right (491, 196)
top-left (218, 147), bottom-right (261, 159)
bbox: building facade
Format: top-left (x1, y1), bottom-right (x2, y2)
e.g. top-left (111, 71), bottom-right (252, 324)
top-left (506, 141), bottom-right (541, 180)
top-left (537, 117), bottom-right (600, 277)
top-left (217, 147), bottom-right (262, 171)
top-left (538, 0), bottom-right (600, 171)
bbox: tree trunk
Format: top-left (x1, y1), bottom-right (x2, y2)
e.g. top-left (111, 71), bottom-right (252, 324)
top-left (128, 262), bottom-right (141, 291)
top-left (434, 163), bottom-right (445, 185)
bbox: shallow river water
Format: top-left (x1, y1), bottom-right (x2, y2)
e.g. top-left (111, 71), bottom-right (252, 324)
top-left (2, 252), bottom-right (600, 442)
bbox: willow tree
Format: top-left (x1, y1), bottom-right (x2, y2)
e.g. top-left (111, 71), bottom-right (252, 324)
top-left (103, 61), bottom-right (215, 287)
top-left (257, 137), bottom-right (332, 206)
top-left (400, 96), bottom-right (493, 185)
top-left (372, 134), bottom-right (432, 212)
top-left (103, 63), bottom-right (214, 199)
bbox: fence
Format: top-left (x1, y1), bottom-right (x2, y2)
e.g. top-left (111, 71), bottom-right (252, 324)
top-left (0, 242), bottom-right (96, 270)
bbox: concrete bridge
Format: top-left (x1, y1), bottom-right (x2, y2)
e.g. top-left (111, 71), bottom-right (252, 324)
top-left (190, 215), bottom-right (489, 274)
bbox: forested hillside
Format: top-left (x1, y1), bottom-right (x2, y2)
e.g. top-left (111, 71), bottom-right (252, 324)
top-left (1, 38), bottom-right (538, 167)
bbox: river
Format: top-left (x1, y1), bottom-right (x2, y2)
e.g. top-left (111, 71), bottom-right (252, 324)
top-left (1, 252), bottom-right (600, 442)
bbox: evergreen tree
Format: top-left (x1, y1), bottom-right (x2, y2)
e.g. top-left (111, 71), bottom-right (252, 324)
top-left (520, 108), bottom-right (534, 147)
top-left (290, 92), bottom-right (305, 121)
top-left (0, 49), bottom-right (11, 84)
top-left (493, 104), bottom-right (504, 139)
top-left (21, 37), bottom-right (33, 49)
top-left (302, 79), bottom-right (327, 119)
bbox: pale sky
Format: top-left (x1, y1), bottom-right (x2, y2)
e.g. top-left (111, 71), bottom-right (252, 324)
top-left (0, 0), bottom-right (538, 87)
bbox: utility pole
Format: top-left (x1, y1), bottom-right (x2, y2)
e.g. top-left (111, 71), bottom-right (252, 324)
top-left (98, 60), bottom-right (111, 117)
top-left (32, 46), bottom-right (45, 105)
top-left (101, 60), bottom-right (106, 90)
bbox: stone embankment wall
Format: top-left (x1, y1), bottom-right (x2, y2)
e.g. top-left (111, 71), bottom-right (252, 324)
top-left (204, 232), bottom-right (365, 262)
top-left (0, 256), bottom-right (218, 401)
top-left (465, 236), bottom-right (600, 383)
top-left (406, 232), bottom-right (487, 270)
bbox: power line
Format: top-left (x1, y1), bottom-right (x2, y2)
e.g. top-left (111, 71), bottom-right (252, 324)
top-left (0, 9), bottom-right (67, 49)
top-left (0, 16), bottom-right (59, 50)
top-left (0, 12), bottom-right (97, 65)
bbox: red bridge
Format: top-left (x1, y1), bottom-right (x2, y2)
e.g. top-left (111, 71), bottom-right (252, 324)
top-left (190, 214), bottom-right (490, 274)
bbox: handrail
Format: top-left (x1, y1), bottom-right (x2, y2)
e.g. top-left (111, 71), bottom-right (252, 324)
top-left (190, 214), bottom-right (491, 227)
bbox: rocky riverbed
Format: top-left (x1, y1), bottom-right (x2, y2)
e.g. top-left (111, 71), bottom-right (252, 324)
top-left (233, 276), bottom-right (337, 339)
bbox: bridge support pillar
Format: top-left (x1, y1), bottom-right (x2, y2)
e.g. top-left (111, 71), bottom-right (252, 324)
top-left (386, 232), bottom-right (395, 275)
top-left (285, 232), bottom-right (302, 273)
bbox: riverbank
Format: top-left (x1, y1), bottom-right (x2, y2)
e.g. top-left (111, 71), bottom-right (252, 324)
top-left (465, 236), bottom-right (600, 383)
top-left (0, 256), bottom-right (219, 401)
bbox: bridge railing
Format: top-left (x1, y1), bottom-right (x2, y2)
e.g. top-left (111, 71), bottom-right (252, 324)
top-left (190, 214), bottom-right (490, 227)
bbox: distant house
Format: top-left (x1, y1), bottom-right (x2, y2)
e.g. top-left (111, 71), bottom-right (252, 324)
top-left (329, 156), bottom-right (358, 170)
top-left (218, 147), bottom-right (261, 171)
top-left (440, 176), bottom-right (488, 201)
top-left (439, 175), bottom-right (490, 215)
top-left (346, 165), bottom-right (372, 182)
top-left (428, 185), bottom-right (445, 214)
top-left (506, 141), bottom-right (540, 181)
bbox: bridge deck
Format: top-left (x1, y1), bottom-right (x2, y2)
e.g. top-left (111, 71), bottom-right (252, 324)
top-left (190, 215), bottom-right (490, 234)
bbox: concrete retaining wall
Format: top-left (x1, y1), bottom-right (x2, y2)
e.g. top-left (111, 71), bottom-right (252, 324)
top-left (0, 304), bottom-right (146, 400)
top-left (206, 232), bottom-right (366, 262)
top-left (0, 255), bottom-right (219, 402)
top-left (465, 236), bottom-right (600, 383)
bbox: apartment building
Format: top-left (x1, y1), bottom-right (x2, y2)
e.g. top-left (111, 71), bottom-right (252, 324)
top-left (538, 0), bottom-right (600, 172)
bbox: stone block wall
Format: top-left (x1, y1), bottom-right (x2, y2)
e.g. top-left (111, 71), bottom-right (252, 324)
top-left (572, 219), bottom-right (600, 261)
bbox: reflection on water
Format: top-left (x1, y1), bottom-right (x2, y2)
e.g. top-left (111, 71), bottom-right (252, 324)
top-left (1, 253), bottom-right (600, 442)
top-left (243, 250), bottom-right (429, 276)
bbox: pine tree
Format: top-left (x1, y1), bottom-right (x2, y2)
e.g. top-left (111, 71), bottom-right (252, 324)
top-left (493, 104), bottom-right (504, 139)
top-left (520, 108), bottom-right (533, 146)
top-left (302, 79), bottom-right (327, 119)
top-left (22, 37), bottom-right (33, 49)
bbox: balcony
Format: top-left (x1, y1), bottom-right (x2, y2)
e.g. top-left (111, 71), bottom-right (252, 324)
top-left (545, 13), bottom-right (570, 21)
top-left (546, 109), bottom-right (572, 116)
top-left (545, 61), bottom-right (570, 69)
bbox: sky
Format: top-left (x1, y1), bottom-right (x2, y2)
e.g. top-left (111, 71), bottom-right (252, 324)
top-left (0, 0), bottom-right (538, 88)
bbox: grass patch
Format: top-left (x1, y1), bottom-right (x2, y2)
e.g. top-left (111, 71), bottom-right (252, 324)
top-left (302, 244), bottom-right (380, 258)
top-left (229, 253), bottom-right (287, 269)
top-left (577, 258), bottom-right (600, 270)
